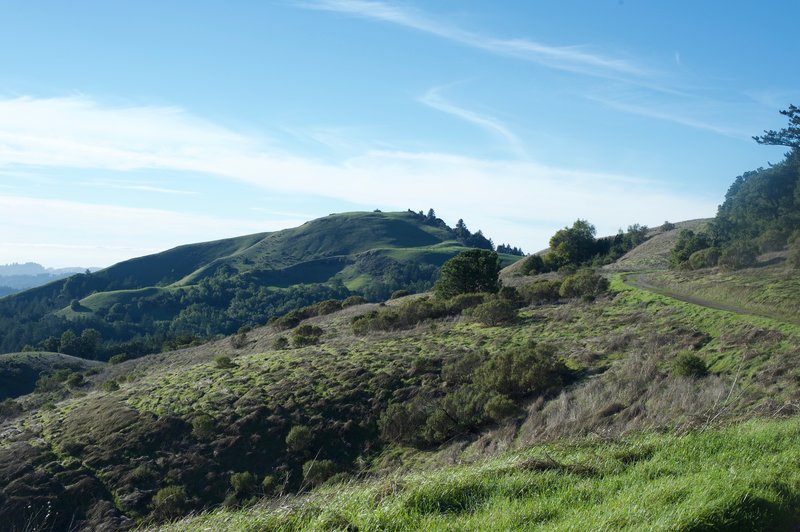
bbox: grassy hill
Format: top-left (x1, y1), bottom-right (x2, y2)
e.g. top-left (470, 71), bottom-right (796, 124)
top-left (1, 233), bottom-right (799, 529)
top-left (0, 211), bottom-right (521, 361)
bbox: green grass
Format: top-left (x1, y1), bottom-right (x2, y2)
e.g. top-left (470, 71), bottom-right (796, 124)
top-left (158, 417), bottom-right (800, 531)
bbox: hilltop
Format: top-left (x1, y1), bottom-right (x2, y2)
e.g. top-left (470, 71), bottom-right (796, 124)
top-left (0, 210), bottom-right (521, 363)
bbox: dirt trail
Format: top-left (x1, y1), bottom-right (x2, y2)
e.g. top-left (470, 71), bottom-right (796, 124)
top-left (622, 273), bottom-right (799, 325)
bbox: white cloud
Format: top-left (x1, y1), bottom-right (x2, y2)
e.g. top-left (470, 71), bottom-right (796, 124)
top-left (305, 0), bottom-right (647, 79)
top-left (0, 195), bottom-right (304, 268)
top-left (419, 87), bottom-right (527, 158)
top-left (0, 95), bottom-right (717, 265)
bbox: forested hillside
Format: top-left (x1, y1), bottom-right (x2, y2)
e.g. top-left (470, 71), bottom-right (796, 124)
top-left (0, 211), bottom-right (520, 361)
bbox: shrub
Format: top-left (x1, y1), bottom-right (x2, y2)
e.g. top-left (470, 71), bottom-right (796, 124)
top-left (342, 295), bottom-right (367, 307)
top-left (292, 324), bottom-right (323, 347)
top-left (559, 269), bottom-right (609, 300)
top-left (757, 228), bottom-right (789, 253)
top-left (688, 248), bottom-right (720, 270)
top-left (474, 342), bottom-right (569, 398)
top-left (520, 279), bottom-right (562, 305)
top-left (152, 485), bottom-right (187, 519)
top-left (108, 353), bottom-right (128, 365)
top-left (215, 355), bottom-right (235, 369)
top-left (484, 394), bottom-right (518, 422)
top-left (661, 221), bottom-right (676, 231)
top-left (718, 241), bottom-right (758, 270)
top-left (446, 293), bottom-right (486, 313)
top-left (314, 299), bottom-right (343, 316)
top-left (230, 332), bottom-right (247, 349)
top-left (520, 254), bottom-right (547, 275)
top-left (101, 379), bottom-right (120, 392)
top-left (789, 230), bottom-right (800, 268)
top-left (230, 471), bottom-right (257, 496)
top-left (0, 398), bottom-right (22, 421)
top-left (498, 286), bottom-right (522, 306)
top-left (434, 249), bottom-right (501, 299)
top-left (468, 297), bottom-right (517, 326)
top-left (192, 414), bottom-right (215, 440)
top-left (673, 352), bottom-right (708, 378)
top-left (390, 289), bottom-right (411, 300)
top-left (286, 425), bottom-right (313, 452)
top-left (65, 372), bottom-right (85, 388)
top-left (261, 475), bottom-right (277, 495)
top-left (302, 459), bottom-right (337, 487)
top-left (272, 336), bottom-right (289, 349)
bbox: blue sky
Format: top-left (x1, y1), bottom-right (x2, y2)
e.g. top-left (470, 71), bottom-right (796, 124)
top-left (0, 0), bottom-right (797, 267)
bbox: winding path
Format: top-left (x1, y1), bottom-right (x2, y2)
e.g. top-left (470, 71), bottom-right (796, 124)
top-left (622, 273), bottom-right (799, 325)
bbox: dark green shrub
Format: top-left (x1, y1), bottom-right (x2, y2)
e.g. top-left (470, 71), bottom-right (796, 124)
top-left (474, 342), bottom-right (569, 398)
top-left (286, 425), bottom-right (313, 452)
top-left (215, 355), bottom-right (235, 369)
top-left (757, 228), bottom-right (789, 253)
top-left (292, 325), bottom-right (323, 347)
top-left (101, 379), bottom-right (120, 392)
top-left (230, 471), bottom-right (257, 496)
top-left (342, 295), bottom-right (367, 307)
top-left (671, 230), bottom-right (710, 268)
top-left (390, 289), bottom-right (411, 300)
top-left (498, 286), bottom-right (522, 306)
top-left (0, 398), bottom-right (22, 420)
top-left (65, 372), bottom-right (85, 388)
top-left (673, 352), bottom-right (708, 378)
top-left (520, 279), bottom-right (562, 304)
top-left (559, 269), bottom-right (609, 300)
top-left (434, 249), bottom-right (501, 298)
top-left (688, 248), bottom-right (720, 270)
top-left (484, 394), bottom-right (518, 421)
top-left (230, 332), bottom-right (247, 349)
top-left (379, 398), bottom-right (429, 443)
top-left (272, 336), bottom-right (289, 349)
top-left (192, 414), bottom-right (215, 440)
top-left (152, 485), bottom-right (187, 519)
top-left (468, 297), bottom-right (517, 326)
top-left (302, 459), bottom-right (337, 487)
top-left (520, 254), bottom-right (547, 275)
top-left (718, 241), bottom-right (758, 270)
top-left (261, 475), bottom-right (277, 495)
top-left (314, 299), bottom-right (343, 316)
top-left (446, 293), bottom-right (486, 313)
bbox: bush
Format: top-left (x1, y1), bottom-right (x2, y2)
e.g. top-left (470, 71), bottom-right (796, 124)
top-left (559, 269), bottom-right (609, 300)
top-left (65, 372), bottom-right (85, 388)
top-left (101, 379), bottom-right (120, 392)
top-left (342, 295), bottom-right (367, 307)
top-left (483, 394), bottom-right (518, 421)
top-left (215, 355), bottom-right (235, 369)
top-left (688, 248), bottom-right (720, 270)
top-left (446, 293), bottom-right (486, 313)
top-left (757, 228), bottom-right (789, 253)
top-left (673, 352), bottom-right (708, 378)
top-left (390, 289), bottom-right (411, 300)
top-left (520, 254), bottom-right (547, 275)
top-left (230, 331), bottom-right (247, 349)
top-left (272, 336), bottom-right (289, 349)
top-left (718, 241), bottom-right (759, 270)
top-left (302, 459), bottom-right (337, 487)
top-left (474, 342), bottom-right (569, 398)
top-left (286, 425), bottom-right (313, 452)
top-left (152, 485), bottom-right (187, 519)
top-left (434, 249), bottom-right (501, 299)
top-left (0, 398), bottom-right (22, 421)
top-left (498, 286), bottom-right (523, 306)
top-left (230, 471), bottom-right (258, 496)
top-left (292, 324), bottom-right (323, 347)
top-left (108, 353), bottom-right (128, 365)
top-left (789, 231), bottom-right (800, 268)
top-left (261, 475), bottom-right (277, 495)
top-left (520, 279), bottom-right (562, 304)
top-left (192, 414), bottom-right (215, 440)
top-left (314, 299), bottom-right (343, 316)
top-left (468, 297), bottom-right (517, 326)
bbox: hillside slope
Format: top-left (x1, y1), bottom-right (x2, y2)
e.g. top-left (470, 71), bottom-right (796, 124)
top-left (0, 211), bottom-right (521, 359)
top-left (1, 240), bottom-right (799, 529)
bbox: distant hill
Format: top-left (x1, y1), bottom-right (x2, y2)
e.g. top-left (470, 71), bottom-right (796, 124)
top-left (0, 262), bottom-right (98, 296)
top-left (0, 211), bottom-right (521, 358)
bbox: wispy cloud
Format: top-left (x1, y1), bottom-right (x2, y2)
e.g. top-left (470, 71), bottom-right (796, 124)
top-left (0, 95), bottom-right (717, 265)
top-left (588, 96), bottom-right (752, 139)
top-left (305, 0), bottom-right (647, 79)
top-left (419, 86), bottom-right (526, 158)
top-left (81, 180), bottom-right (199, 196)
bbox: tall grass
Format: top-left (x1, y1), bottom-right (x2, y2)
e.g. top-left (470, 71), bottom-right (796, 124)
top-left (157, 417), bottom-right (800, 531)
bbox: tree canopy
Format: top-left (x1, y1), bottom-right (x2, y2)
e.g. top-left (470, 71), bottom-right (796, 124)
top-left (753, 104), bottom-right (800, 149)
top-left (435, 249), bottom-right (501, 298)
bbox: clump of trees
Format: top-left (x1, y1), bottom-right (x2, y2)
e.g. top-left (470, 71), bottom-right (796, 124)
top-left (434, 249), bottom-right (501, 299)
top-left (522, 220), bottom-right (649, 275)
top-left (670, 106), bottom-right (800, 271)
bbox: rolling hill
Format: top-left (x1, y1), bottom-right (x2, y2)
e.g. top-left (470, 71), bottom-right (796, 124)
top-left (0, 211), bottom-right (521, 360)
